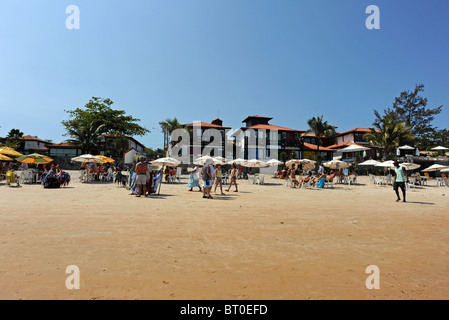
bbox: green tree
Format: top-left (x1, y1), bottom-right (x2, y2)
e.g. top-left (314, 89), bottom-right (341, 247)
top-left (306, 115), bottom-right (337, 168)
top-left (389, 84), bottom-right (443, 142)
top-left (62, 97), bottom-right (149, 153)
top-left (364, 110), bottom-right (414, 158)
top-left (419, 128), bottom-right (449, 151)
top-left (7, 128), bottom-right (24, 139)
top-left (1, 128), bottom-right (24, 149)
top-left (144, 147), bottom-right (164, 159)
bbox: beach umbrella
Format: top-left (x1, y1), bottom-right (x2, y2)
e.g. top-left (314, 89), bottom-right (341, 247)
top-left (375, 160), bottom-right (395, 168)
top-left (266, 159), bottom-right (284, 166)
top-left (226, 158), bottom-right (246, 165)
top-left (95, 155), bottom-right (115, 163)
top-left (71, 154), bottom-right (104, 163)
top-left (400, 163), bottom-right (421, 170)
top-left (242, 159), bottom-right (270, 168)
top-left (299, 159), bottom-right (316, 171)
top-left (323, 160), bottom-right (351, 170)
top-left (421, 164), bottom-right (449, 172)
top-left (359, 159), bottom-right (381, 166)
top-left (150, 157), bottom-right (182, 194)
top-left (398, 145), bottom-right (415, 150)
top-left (431, 146), bottom-right (449, 151)
top-left (195, 156), bottom-right (223, 166)
top-left (213, 156), bottom-right (226, 163)
top-left (338, 145), bottom-right (370, 153)
top-left (0, 147), bottom-right (24, 157)
top-left (16, 153), bottom-right (53, 164)
top-left (151, 157), bottom-right (181, 167)
top-left (0, 154), bottom-right (13, 161)
top-left (285, 159), bottom-right (302, 168)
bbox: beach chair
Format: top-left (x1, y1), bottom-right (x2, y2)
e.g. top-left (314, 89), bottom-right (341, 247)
top-left (417, 172), bottom-right (427, 185)
top-left (175, 167), bottom-right (182, 183)
top-left (325, 178), bottom-right (335, 188)
top-left (374, 176), bottom-right (385, 187)
top-left (6, 171), bottom-right (20, 187)
top-left (284, 177), bottom-right (293, 187)
top-left (222, 173), bottom-right (229, 185)
top-left (256, 174), bottom-right (265, 185)
top-left (385, 174), bottom-right (392, 185)
top-left (148, 174), bottom-right (162, 195)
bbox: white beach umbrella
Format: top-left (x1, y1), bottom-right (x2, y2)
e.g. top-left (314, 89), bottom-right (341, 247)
top-left (359, 159), bottom-right (381, 166)
top-left (431, 146), bottom-right (449, 151)
top-left (323, 160), bottom-right (351, 170)
top-left (374, 160), bottom-right (395, 168)
top-left (400, 163), bottom-right (421, 170)
top-left (285, 159), bottom-right (301, 168)
top-left (71, 154), bottom-right (104, 163)
top-left (421, 164), bottom-right (449, 172)
top-left (338, 145), bottom-right (370, 153)
top-left (266, 159), bottom-right (284, 166)
top-left (398, 145), bottom-right (415, 150)
top-left (226, 158), bottom-right (246, 165)
top-left (195, 156), bottom-right (224, 166)
top-left (213, 156), bottom-right (226, 163)
top-left (242, 159), bottom-right (270, 168)
top-left (151, 157), bottom-right (180, 167)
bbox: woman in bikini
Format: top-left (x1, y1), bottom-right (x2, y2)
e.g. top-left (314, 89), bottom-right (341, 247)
top-left (226, 163), bottom-right (238, 192)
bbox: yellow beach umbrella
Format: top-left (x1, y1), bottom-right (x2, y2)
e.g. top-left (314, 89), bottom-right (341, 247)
top-left (16, 153), bottom-right (53, 164)
top-left (0, 147), bottom-right (24, 157)
top-left (0, 154), bottom-right (13, 161)
top-left (95, 155), bottom-right (115, 163)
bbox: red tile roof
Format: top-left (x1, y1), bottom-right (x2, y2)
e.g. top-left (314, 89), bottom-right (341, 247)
top-left (243, 124), bottom-right (303, 132)
top-left (17, 135), bottom-right (48, 143)
top-left (338, 128), bottom-right (380, 136)
top-left (303, 143), bottom-right (334, 152)
top-left (47, 143), bottom-right (78, 148)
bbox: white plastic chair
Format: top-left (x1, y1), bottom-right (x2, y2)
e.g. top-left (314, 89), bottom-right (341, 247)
top-left (256, 174), bottom-right (265, 185)
top-left (175, 167), bottom-right (182, 183)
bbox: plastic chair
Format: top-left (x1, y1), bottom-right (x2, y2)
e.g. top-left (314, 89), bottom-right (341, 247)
top-left (256, 174), bottom-right (265, 185)
top-left (175, 167), bottom-right (182, 183)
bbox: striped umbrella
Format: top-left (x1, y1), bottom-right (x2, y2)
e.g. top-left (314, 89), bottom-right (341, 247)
top-left (95, 155), bottom-right (115, 163)
top-left (16, 153), bottom-right (54, 164)
top-left (0, 154), bottom-right (13, 161)
top-left (0, 147), bottom-right (24, 157)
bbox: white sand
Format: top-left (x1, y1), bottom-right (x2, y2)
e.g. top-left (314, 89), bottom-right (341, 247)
top-left (1, 171), bottom-right (448, 299)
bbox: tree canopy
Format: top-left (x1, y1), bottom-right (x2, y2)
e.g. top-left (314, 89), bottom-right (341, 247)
top-left (388, 84), bottom-right (443, 141)
top-left (62, 97), bottom-right (149, 153)
top-left (364, 110), bottom-right (414, 158)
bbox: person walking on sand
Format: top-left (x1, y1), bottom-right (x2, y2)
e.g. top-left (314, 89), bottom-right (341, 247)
top-left (226, 163), bottom-right (238, 192)
top-left (214, 164), bottom-right (225, 195)
top-left (202, 158), bottom-right (214, 199)
top-left (187, 164), bottom-right (202, 192)
top-left (135, 157), bottom-right (149, 197)
top-left (393, 160), bottom-right (407, 202)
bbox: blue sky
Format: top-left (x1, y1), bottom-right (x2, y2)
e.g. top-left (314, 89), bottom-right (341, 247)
top-left (1, 0), bottom-right (448, 149)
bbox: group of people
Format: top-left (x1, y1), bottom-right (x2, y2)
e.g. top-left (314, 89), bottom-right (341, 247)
top-left (283, 164), bottom-right (337, 188)
top-left (80, 162), bottom-right (115, 181)
top-left (129, 157), bottom-right (162, 197)
top-left (187, 161), bottom-right (238, 199)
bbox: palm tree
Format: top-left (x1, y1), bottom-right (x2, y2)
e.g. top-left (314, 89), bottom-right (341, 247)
top-left (159, 117), bottom-right (184, 155)
top-left (306, 115), bottom-right (337, 166)
top-left (66, 122), bottom-right (106, 154)
top-left (364, 110), bottom-right (414, 159)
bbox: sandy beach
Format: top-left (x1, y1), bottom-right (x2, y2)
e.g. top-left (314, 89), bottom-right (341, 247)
top-left (1, 171), bottom-right (448, 300)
